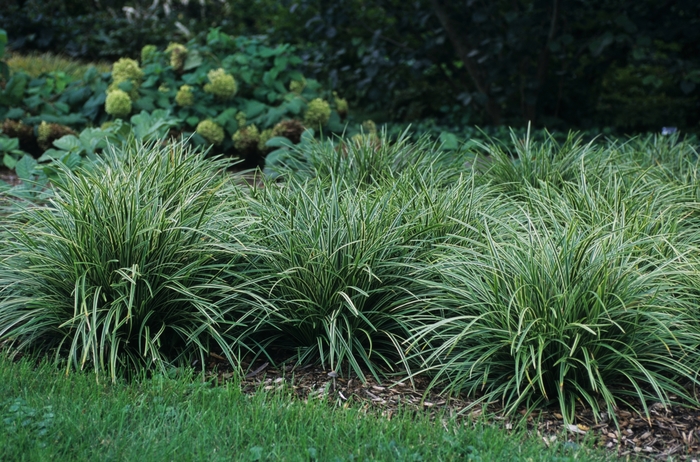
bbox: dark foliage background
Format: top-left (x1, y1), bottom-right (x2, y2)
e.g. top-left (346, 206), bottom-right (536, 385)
top-left (2, 0), bottom-right (699, 133)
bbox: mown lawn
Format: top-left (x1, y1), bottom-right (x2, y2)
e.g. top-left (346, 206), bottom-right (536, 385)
top-left (0, 356), bottom-right (607, 461)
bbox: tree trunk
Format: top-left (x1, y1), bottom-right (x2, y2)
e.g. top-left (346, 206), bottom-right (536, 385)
top-left (430, 0), bottom-right (501, 125)
top-left (524, 0), bottom-right (558, 123)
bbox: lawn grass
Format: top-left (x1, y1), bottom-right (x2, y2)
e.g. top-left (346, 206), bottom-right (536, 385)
top-left (0, 355), bottom-right (607, 461)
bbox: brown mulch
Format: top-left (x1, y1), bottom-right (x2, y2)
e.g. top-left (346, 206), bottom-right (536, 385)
top-left (201, 353), bottom-right (700, 461)
top-left (0, 167), bottom-right (21, 187)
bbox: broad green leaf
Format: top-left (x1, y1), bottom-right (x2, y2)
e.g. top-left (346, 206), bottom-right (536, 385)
top-left (265, 136), bottom-right (294, 148)
top-left (274, 56), bottom-right (288, 71)
top-left (3, 153), bottom-right (17, 169)
top-left (325, 112), bottom-right (345, 133)
top-left (135, 96), bottom-right (156, 112)
top-left (2, 73), bottom-right (29, 104)
top-left (62, 151), bottom-right (83, 170)
top-left (233, 54), bottom-right (249, 65)
top-left (54, 102), bottom-right (70, 114)
top-left (117, 80), bottom-right (134, 92)
top-left (183, 50), bottom-right (204, 70)
top-left (300, 128), bottom-right (315, 142)
top-left (142, 74), bottom-right (159, 88)
top-left (79, 128), bottom-right (110, 155)
top-left (4, 108), bottom-right (24, 119)
top-left (37, 148), bottom-right (64, 162)
top-left (263, 106), bottom-right (286, 127)
top-left (289, 70), bottom-right (304, 82)
top-left (52, 135), bottom-right (83, 153)
top-left (239, 70), bottom-right (254, 84)
top-left (243, 100), bottom-right (267, 118)
top-left (262, 148), bottom-right (287, 165)
top-left (284, 96), bottom-right (305, 115)
top-left (0, 136), bottom-right (20, 152)
top-left (267, 91), bottom-right (280, 103)
top-left (15, 154), bottom-right (37, 181)
top-left (258, 46), bottom-right (280, 58)
top-left (213, 108), bottom-right (239, 133)
top-left (439, 131), bottom-right (460, 151)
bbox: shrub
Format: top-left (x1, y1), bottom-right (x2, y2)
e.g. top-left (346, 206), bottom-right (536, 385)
top-left (109, 57), bottom-right (143, 100)
top-left (36, 121), bottom-right (76, 151)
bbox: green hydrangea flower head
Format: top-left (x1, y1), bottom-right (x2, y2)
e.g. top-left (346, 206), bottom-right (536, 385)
top-left (105, 89), bottom-right (132, 118)
top-left (196, 120), bottom-right (225, 145)
top-left (289, 78), bottom-right (306, 94)
top-left (111, 58), bottom-right (143, 87)
top-left (258, 128), bottom-right (274, 151)
top-left (351, 120), bottom-right (380, 147)
top-left (158, 84), bottom-right (170, 93)
top-left (175, 85), bottom-right (195, 107)
top-left (109, 57), bottom-right (143, 99)
top-left (232, 124), bottom-right (260, 151)
top-left (141, 44), bottom-right (157, 64)
top-left (361, 119), bottom-right (377, 135)
top-left (333, 91), bottom-right (348, 116)
top-left (204, 68), bottom-right (237, 100)
top-left (235, 111), bottom-right (247, 127)
top-left (303, 98), bottom-right (331, 127)
top-left (165, 42), bottom-right (188, 71)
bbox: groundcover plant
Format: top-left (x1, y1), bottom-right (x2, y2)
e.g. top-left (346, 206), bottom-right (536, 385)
top-left (233, 176), bottom-right (431, 380)
top-left (0, 138), bottom-right (255, 382)
top-left (0, 130), bottom-right (698, 426)
top-left (405, 134), bottom-right (700, 423)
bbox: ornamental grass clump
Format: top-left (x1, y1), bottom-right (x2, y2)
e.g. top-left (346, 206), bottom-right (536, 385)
top-left (236, 177), bottom-right (430, 379)
top-left (408, 204), bottom-right (700, 424)
top-left (605, 134), bottom-right (700, 190)
top-left (266, 127), bottom-right (461, 187)
top-left (479, 128), bottom-right (602, 195)
top-left (0, 138), bottom-right (254, 382)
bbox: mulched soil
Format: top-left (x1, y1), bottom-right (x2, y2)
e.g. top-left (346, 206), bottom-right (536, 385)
top-left (201, 353), bottom-right (700, 461)
top-left (0, 167), bottom-right (21, 187)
